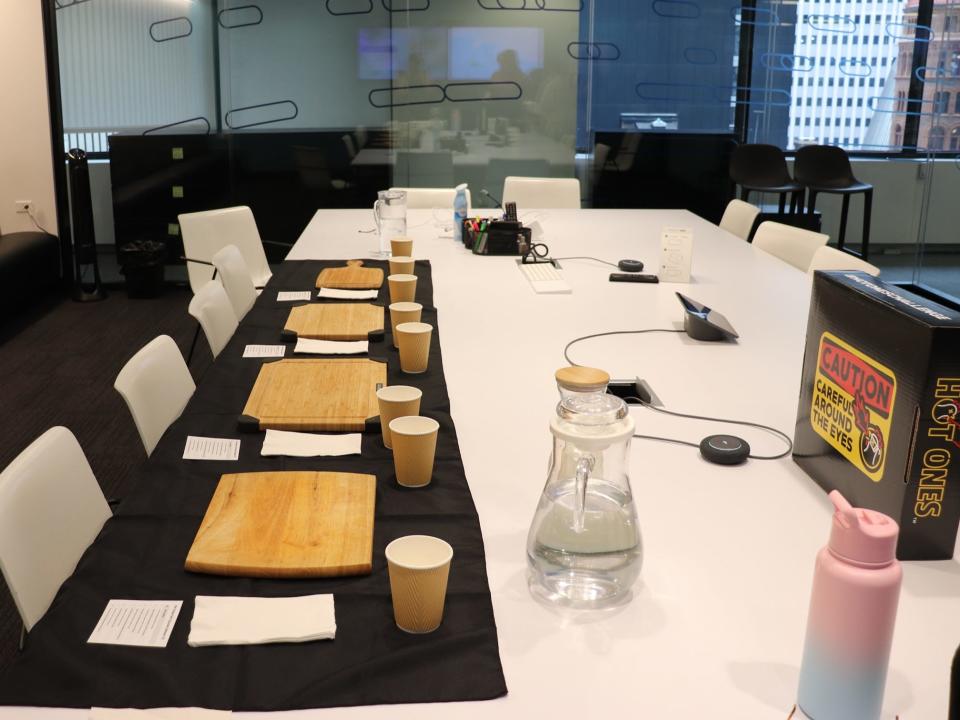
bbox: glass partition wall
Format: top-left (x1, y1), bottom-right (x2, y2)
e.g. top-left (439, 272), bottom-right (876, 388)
top-left (49, 0), bottom-right (960, 304)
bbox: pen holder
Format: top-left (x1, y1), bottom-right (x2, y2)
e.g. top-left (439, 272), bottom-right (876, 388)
top-left (462, 218), bottom-right (531, 256)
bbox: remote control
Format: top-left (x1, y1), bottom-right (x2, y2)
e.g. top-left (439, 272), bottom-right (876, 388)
top-left (609, 273), bottom-right (659, 283)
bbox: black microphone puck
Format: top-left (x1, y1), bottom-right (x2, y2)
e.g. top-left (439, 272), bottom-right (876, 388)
top-left (618, 259), bottom-right (644, 273)
top-left (699, 435), bottom-right (751, 465)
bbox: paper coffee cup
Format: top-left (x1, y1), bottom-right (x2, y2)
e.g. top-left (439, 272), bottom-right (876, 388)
top-left (388, 274), bottom-right (417, 304)
top-left (386, 535), bottom-right (453, 634)
top-left (391, 237), bottom-right (414, 257)
top-left (389, 302), bottom-right (423, 349)
top-left (396, 321), bottom-right (432, 374)
top-left (389, 415), bottom-right (439, 488)
top-left (376, 385), bottom-right (422, 449)
top-left (389, 256), bottom-right (416, 276)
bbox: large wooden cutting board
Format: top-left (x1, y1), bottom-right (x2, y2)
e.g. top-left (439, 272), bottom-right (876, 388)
top-left (282, 303), bottom-right (384, 341)
top-left (240, 358), bottom-right (386, 432)
top-left (185, 471), bottom-right (376, 578)
top-left (316, 260), bottom-right (384, 290)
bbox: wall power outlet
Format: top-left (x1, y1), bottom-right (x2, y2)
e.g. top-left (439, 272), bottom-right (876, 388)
top-left (15, 201), bottom-right (32, 214)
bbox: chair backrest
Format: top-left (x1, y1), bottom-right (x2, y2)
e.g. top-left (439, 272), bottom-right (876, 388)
top-left (719, 199), bottom-right (761, 241)
top-left (0, 427), bottom-right (110, 631)
top-left (752, 221), bottom-right (830, 271)
top-left (502, 176), bottom-right (581, 209)
top-left (794, 145), bottom-right (857, 186)
top-left (212, 244), bottom-right (258, 321)
top-left (389, 187), bottom-right (472, 212)
top-left (729, 143), bottom-right (793, 187)
top-left (808, 245), bottom-right (880, 276)
top-left (188, 281), bottom-right (239, 359)
top-left (114, 335), bottom-right (196, 457)
top-left (178, 207), bottom-right (272, 294)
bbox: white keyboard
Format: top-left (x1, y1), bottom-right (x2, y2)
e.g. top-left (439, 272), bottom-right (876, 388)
top-left (517, 260), bottom-right (572, 294)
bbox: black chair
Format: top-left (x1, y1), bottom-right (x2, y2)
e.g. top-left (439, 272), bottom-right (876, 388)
top-left (729, 143), bottom-right (804, 214)
top-left (794, 145), bottom-right (873, 260)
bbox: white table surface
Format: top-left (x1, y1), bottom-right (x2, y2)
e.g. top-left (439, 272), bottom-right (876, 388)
top-left (6, 209), bottom-right (956, 719)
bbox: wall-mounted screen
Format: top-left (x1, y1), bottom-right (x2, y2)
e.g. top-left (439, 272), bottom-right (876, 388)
top-left (448, 27), bottom-right (544, 81)
top-left (357, 28), bottom-right (448, 82)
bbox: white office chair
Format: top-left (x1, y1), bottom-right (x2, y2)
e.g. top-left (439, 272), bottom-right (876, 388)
top-left (115, 335), bottom-right (196, 457)
top-left (752, 221), bottom-right (830, 272)
top-left (719, 199), bottom-right (761, 241)
top-left (188, 281), bottom-right (239, 360)
top-left (390, 187), bottom-right (472, 212)
top-left (0, 427), bottom-right (111, 636)
top-left (178, 207), bottom-right (274, 294)
top-left (808, 245), bottom-right (880, 276)
top-left (502, 176), bottom-right (581, 209)
top-left (212, 244), bottom-right (258, 321)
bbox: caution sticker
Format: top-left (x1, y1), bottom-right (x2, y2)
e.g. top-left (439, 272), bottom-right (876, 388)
top-left (811, 332), bottom-right (897, 481)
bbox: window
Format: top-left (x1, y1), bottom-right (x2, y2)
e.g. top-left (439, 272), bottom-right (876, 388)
top-left (935, 91), bottom-right (951, 114)
top-left (929, 126), bottom-right (946, 150)
top-left (952, 127), bottom-right (960, 150)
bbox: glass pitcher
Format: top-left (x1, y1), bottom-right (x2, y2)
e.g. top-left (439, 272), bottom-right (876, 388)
top-left (373, 189), bottom-right (407, 257)
top-left (526, 367), bottom-right (642, 609)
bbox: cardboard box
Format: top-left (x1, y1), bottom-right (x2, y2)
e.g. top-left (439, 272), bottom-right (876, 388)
top-left (794, 271), bottom-right (960, 560)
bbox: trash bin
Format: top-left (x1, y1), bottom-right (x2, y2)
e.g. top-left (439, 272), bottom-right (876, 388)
top-left (119, 240), bottom-right (166, 298)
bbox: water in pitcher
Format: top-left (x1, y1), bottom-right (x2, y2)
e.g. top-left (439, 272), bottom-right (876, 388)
top-left (526, 367), bottom-right (643, 610)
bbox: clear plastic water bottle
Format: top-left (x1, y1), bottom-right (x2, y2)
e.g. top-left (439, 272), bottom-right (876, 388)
top-left (453, 183), bottom-right (468, 244)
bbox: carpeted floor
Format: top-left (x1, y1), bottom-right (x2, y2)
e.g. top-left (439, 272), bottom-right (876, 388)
top-left (0, 283), bottom-right (211, 676)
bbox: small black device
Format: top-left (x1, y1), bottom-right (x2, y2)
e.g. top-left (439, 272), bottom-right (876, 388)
top-left (610, 273), bottom-right (659, 283)
top-left (675, 292), bottom-right (739, 341)
top-left (504, 201), bottom-right (518, 221)
top-left (463, 217), bottom-right (531, 256)
top-left (617, 259), bottom-right (644, 273)
top-left (699, 435), bottom-right (751, 465)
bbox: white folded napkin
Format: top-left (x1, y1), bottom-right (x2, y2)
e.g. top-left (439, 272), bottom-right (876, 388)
top-left (188, 594), bottom-right (336, 647)
top-left (261, 429), bottom-right (361, 457)
top-left (318, 288), bottom-right (379, 300)
top-left (294, 338), bottom-right (369, 355)
top-left (90, 709), bottom-right (231, 719)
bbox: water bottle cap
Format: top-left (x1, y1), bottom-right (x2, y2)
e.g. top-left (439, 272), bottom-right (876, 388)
top-left (827, 490), bottom-right (899, 565)
top-left (455, 183), bottom-right (468, 191)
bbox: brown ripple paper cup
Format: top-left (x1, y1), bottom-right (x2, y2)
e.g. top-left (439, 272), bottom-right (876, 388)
top-left (390, 237), bottom-right (414, 257)
top-left (376, 385), bottom-right (422, 449)
top-left (396, 321), bottom-right (432, 374)
top-left (388, 274), bottom-right (417, 304)
top-left (389, 415), bottom-right (439, 488)
top-left (389, 255), bottom-right (416, 276)
top-left (386, 535), bottom-right (453, 634)
top-left (389, 302), bottom-right (422, 349)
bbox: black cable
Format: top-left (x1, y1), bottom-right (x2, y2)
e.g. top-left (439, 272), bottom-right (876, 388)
top-left (551, 256), bottom-right (618, 268)
top-left (625, 396), bottom-right (794, 461)
top-left (564, 328), bottom-right (684, 366)
top-left (26, 209), bottom-right (52, 236)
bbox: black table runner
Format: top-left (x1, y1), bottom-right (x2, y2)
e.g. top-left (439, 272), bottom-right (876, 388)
top-left (0, 259), bottom-right (507, 710)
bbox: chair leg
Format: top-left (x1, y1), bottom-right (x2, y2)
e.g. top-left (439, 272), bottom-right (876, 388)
top-left (807, 191), bottom-right (818, 217)
top-left (778, 193), bottom-right (786, 214)
top-left (18, 624), bottom-right (25, 652)
top-left (186, 323), bottom-right (201, 366)
top-left (740, 187), bottom-right (750, 203)
top-left (861, 189), bottom-right (873, 261)
top-left (837, 195), bottom-right (851, 251)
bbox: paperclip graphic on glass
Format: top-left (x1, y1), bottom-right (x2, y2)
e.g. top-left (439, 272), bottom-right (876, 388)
top-left (54, 0), bottom-right (93, 9)
top-left (325, 0), bottom-right (373, 16)
top-left (839, 58), bottom-right (872, 78)
top-left (807, 14), bottom-right (858, 34)
top-left (683, 47), bottom-right (718, 65)
top-left (567, 42), bottom-right (621, 61)
top-left (224, 101), bottom-right (299, 130)
top-left (652, 0), bottom-right (700, 20)
top-left (867, 95), bottom-right (936, 118)
top-left (368, 85), bottom-right (446, 109)
top-left (143, 118), bottom-right (212, 136)
top-left (731, 6), bottom-right (779, 27)
top-left (368, 82), bottom-right (522, 108)
top-left (885, 21), bottom-right (933, 42)
top-left (445, 82), bottom-right (523, 103)
top-left (761, 53), bottom-right (814, 73)
top-left (218, 5), bottom-right (264, 29)
top-left (149, 17), bottom-right (193, 43)
top-left (636, 81), bottom-right (790, 108)
top-left (477, 0), bottom-right (583, 11)
top-left (382, 0), bottom-right (430, 11)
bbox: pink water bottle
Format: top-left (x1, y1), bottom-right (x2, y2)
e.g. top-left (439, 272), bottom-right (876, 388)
top-left (797, 490), bottom-right (902, 720)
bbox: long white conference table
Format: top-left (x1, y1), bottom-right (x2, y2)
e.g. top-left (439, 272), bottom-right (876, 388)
top-left (5, 209), bottom-right (956, 718)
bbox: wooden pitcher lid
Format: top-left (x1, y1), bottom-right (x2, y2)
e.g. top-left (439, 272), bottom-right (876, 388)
top-left (555, 366), bottom-right (610, 391)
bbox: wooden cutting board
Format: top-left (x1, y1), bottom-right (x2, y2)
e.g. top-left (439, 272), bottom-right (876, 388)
top-left (240, 358), bottom-right (386, 432)
top-left (185, 471), bottom-right (376, 578)
top-left (282, 303), bottom-right (384, 341)
top-left (316, 260), bottom-right (384, 290)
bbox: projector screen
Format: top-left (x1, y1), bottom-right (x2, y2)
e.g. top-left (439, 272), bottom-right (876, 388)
top-left (448, 27), bottom-right (544, 81)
